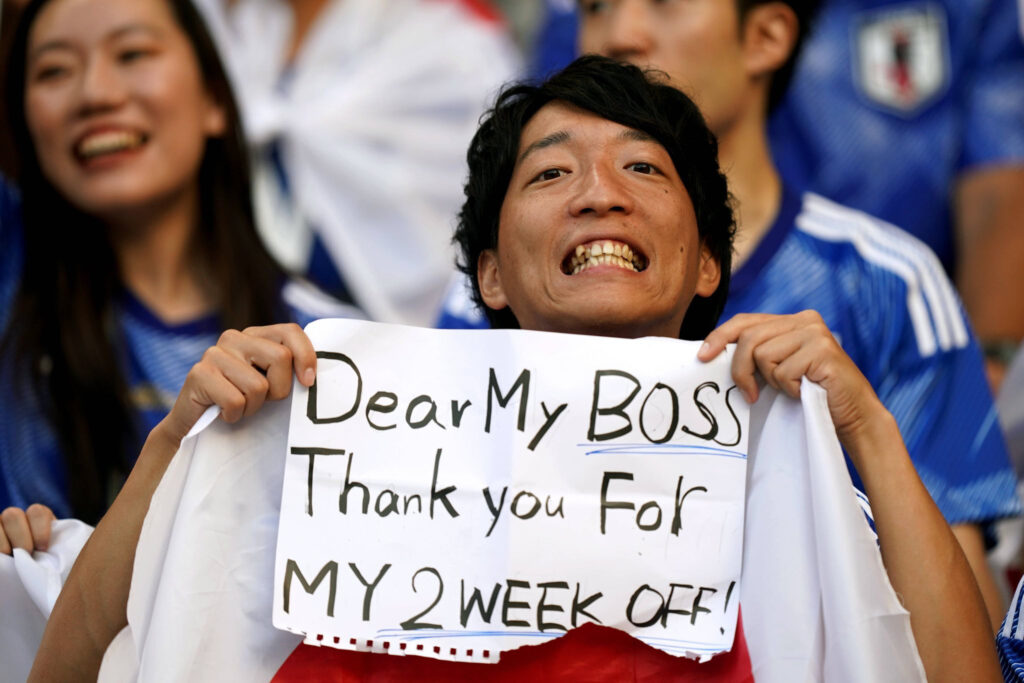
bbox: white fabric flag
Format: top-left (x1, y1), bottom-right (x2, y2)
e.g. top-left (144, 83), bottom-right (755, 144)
top-left (94, 382), bottom-right (922, 680)
top-left (741, 380), bottom-right (926, 682)
top-left (0, 519), bottom-right (93, 683)
top-left (192, 0), bottom-right (522, 325)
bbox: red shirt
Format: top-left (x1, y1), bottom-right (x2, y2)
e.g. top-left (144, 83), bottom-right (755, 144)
top-left (273, 615), bottom-right (753, 682)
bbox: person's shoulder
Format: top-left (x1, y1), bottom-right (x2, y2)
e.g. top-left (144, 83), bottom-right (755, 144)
top-left (281, 279), bottom-right (365, 328)
top-left (794, 192), bottom-right (930, 251)
top-left (793, 192), bottom-right (969, 357)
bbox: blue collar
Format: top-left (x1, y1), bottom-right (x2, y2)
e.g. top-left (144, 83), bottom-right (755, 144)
top-left (728, 185), bottom-right (802, 298)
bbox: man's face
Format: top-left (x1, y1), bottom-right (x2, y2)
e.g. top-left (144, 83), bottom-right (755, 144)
top-left (477, 101), bottom-right (719, 339)
top-left (578, 0), bottom-right (749, 137)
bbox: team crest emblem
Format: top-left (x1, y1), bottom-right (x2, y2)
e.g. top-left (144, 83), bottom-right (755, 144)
top-left (853, 4), bottom-right (949, 115)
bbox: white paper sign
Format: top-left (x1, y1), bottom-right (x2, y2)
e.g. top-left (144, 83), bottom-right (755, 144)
top-left (272, 319), bottom-right (749, 664)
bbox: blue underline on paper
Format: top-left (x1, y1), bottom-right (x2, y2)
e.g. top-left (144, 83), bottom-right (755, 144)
top-left (374, 629), bottom-right (561, 642)
top-left (372, 628), bottom-right (724, 653)
top-left (635, 635), bottom-right (724, 653)
top-left (578, 443), bottom-right (747, 459)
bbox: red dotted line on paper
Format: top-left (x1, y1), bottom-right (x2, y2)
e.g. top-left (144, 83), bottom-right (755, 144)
top-left (310, 634), bottom-right (494, 660)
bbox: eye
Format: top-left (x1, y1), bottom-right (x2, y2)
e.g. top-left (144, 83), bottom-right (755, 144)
top-left (578, 1), bottom-right (611, 16)
top-left (33, 65), bottom-right (69, 82)
top-left (531, 168), bottom-right (567, 183)
top-left (118, 48), bottom-right (153, 64)
top-left (627, 162), bottom-right (659, 175)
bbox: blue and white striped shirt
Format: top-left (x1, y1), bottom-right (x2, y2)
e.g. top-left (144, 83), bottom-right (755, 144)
top-left (723, 187), bottom-right (1019, 526)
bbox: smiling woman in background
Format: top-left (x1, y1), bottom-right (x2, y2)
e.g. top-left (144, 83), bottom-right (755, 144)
top-left (0, 0), bottom-right (356, 523)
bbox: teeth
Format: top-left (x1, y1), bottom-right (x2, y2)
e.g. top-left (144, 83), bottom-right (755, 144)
top-left (566, 239), bottom-right (647, 275)
top-left (78, 131), bottom-right (144, 159)
top-left (572, 253), bottom-right (638, 275)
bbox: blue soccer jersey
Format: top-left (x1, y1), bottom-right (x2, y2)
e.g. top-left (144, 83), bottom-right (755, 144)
top-left (722, 187), bottom-right (1020, 525)
top-left (768, 0), bottom-right (1024, 272)
top-left (1000, 577), bottom-right (1024, 680)
top-left (0, 179), bottom-right (362, 518)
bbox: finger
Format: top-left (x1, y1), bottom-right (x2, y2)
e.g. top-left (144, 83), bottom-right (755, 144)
top-left (747, 328), bottom-right (809, 397)
top-left (241, 323), bottom-right (317, 388)
top-left (1, 507), bottom-right (34, 553)
top-left (198, 348), bottom-right (271, 421)
top-left (244, 338), bottom-right (297, 402)
top-left (0, 519), bottom-right (9, 555)
top-left (215, 327), bottom-right (308, 401)
top-left (729, 317), bottom-right (806, 403)
top-left (26, 504), bottom-right (57, 552)
top-left (699, 313), bottom-right (776, 361)
top-left (766, 347), bottom-right (811, 399)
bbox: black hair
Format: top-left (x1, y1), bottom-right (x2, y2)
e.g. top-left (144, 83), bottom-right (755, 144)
top-left (736, 0), bottom-right (822, 112)
top-left (453, 55), bottom-right (734, 341)
top-left (2, 0), bottom-right (287, 522)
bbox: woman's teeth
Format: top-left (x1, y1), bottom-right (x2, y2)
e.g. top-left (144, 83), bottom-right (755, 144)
top-left (567, 241), bottom-right (646, 275)
top-left (77, 131), bottom-right (144, 159)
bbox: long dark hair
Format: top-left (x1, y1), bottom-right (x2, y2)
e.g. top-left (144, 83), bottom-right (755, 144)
top-left (2, 0), bottom-right (287, 522)
top-left (453, 56), bottom-right (735, 340)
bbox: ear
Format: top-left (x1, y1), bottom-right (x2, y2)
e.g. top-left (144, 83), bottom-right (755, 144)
top-left (739, 2), bottom-right (798, 79)
top-left (694, 243), bottom-right (721, 298)
top-left (202, 96), bottom-right (228, 138)
top-left (477, 249), bottom-right (509, 311)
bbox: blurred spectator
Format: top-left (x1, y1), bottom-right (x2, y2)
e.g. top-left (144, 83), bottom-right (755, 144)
top-left (193, 0), bottom-right (522, 326)
top-left (767, 0), bottom-right (1024, 390)
top-left (0, 0), bottom-right (358, 522)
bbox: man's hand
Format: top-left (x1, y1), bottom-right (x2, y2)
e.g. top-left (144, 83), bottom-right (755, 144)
top-left (699, 310), bottom-right (885, 442)
top-left (159, 323), bottom-right (318, 447)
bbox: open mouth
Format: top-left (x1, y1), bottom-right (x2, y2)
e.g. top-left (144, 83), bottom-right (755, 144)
top-left (562, 239), bottom-right (648, 275)
top-left (75, 130), bottom-right (148, 161)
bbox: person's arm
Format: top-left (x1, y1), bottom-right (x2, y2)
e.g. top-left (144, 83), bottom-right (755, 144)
top-left (952, 522), bottom-right (1008, 631)
top-left (28, 323), bottom-right (316, 682)
top-left (954, 165), bottom-right (1024, 391)
top-left (700, 311), bottom-right (1001, 683)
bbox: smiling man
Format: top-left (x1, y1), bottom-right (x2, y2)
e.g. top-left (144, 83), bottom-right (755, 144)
top-left (475, 103), bottom-right (721, 340)
top-left (454, 56), bottom-right (734, 344)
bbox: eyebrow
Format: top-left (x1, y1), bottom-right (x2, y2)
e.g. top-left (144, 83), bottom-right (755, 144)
top-left (29, 23), bottom-right (162, 63)
top-left (518, 130), bottom-right (571, 165)
top-left (517, 127), bottom-right (657, 165)
top-left (621, 128), bottom-right (655, 144)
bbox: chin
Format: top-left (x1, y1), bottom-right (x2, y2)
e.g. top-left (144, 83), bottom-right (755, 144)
top-left (546, 310), bottom-right (679, 340)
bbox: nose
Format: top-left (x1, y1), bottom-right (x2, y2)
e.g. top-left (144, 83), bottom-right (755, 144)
top-left (599, 1), bottom-right (654, 63)
top-left (568, 162), bottom-right (635, 218)
top-left (76, 54), bottom-right (127, 116)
